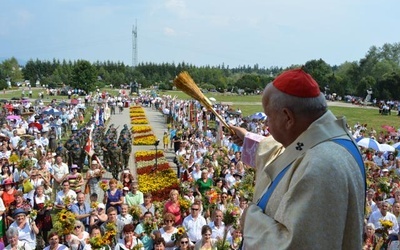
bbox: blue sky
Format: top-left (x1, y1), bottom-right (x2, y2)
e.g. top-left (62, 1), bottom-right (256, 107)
top-left (1, 0), bottom-right (399, 68)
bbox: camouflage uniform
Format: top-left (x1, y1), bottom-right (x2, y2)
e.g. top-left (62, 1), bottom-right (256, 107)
top-left (119, 135), bottom-right (131, 169)
top-left (108, 140), bottom-right (122, 179)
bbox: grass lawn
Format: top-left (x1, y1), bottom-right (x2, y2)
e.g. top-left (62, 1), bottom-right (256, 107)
top-left (160, 90), bottom-right (399, 132)
top-left (1, 87), bottom-right (120, 100)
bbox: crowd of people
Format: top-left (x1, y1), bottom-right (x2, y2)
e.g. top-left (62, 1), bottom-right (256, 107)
top-left (1, 71), bottom-right (400, 250)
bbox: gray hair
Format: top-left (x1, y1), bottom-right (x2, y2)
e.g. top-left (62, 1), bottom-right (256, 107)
top-left (366, 223), bottom-right (375, 230)
top-left (265, 83), bottom-right (327, 117)
top-left (6, 227), bottom-right (19, 239)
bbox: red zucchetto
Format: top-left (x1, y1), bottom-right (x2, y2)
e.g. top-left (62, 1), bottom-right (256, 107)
top-left (273, 68), bottom-right (321, 98)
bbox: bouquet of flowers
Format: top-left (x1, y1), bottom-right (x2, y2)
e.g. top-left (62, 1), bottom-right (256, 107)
top-left (171, 226), bottom-right (186, 242)
top-left (44, 199), bottom-right (54, 209)
top-left (62, 195), bottom-right (74, 207)
top-left (117, 182), bottom-right (124, 190)
top-left (178, 196), bottom-right (191, 214)
top-left (203, 189), bottom-right (219, 212)
top-left (91, 201), bottom-right (99, 210)
top-left (8, 153), bottom-right (19, 164)
top-left (223, 204), bottom-right (241, 229)
top-left (29, 209), bottom-right (38, 221)
top-left (18, 158), bottom-right (34, 170)
top-left (88, 236), bottom-right (108, 250)
top-left (153, 201), bottom-right (166, 227)
top-left (130, 243), bottom-right (144, 250)
top-left (377, 177), bottom-right (391, 196)
top-left (99, 180), bottom-right (109, 191)
top-left (53, 209), bottom-right (77, 235)
top-left (143, 218), bottom-right (158, 236)
top-left (103, 222), bottom-right (117, 246)
top-left (129, 205), bottom-right (142, 222)
top-left (215, 204), bottom-right (242, 250)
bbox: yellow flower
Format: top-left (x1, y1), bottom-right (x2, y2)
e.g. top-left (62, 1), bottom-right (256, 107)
top-left (177, 226), bottom-right (185, 235)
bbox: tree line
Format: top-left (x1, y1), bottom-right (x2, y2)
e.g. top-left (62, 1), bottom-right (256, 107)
top-left (1, 42), bottom-right (400, 100)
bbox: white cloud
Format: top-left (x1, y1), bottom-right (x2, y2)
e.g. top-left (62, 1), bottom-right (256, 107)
top-left (164, 0), bottom-right (189, 18)
top-left (164, 27), bottom-right (176, 36)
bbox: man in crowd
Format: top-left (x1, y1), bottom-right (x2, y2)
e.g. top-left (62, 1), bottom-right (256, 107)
top-left (182, 203), bottom-right (207, 244)
top-left (232, 68), bottom-right (365, 249)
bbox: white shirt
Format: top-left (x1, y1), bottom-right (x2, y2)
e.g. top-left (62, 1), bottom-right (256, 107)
top-left (9, 219), bottom-right (36, 249)
top-left (182, 214), bottom-right (207, 242)
top-left (52, 162), bottom-right (69, 180)
top-left (43, 244), bottom-right (68, 250)
top-left (208, 221), bottom-right (230, 240)
top-left (5, 241), bottom-right (33, 250)
top-left (368, 210), bottom-right (399, 234)
top-left (55, 189), bottom-right (77, 206)
top-left (117, 213), bottom-right (133, 225)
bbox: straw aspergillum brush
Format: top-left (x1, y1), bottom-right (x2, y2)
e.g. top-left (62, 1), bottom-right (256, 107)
top-left (173, 71), bottom-right (235, 135)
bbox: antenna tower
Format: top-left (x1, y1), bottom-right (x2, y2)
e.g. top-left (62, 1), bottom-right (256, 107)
top-left (132, 21), bottom-right (138, 67)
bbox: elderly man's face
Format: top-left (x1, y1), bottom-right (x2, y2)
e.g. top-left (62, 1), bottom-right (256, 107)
top-left (262, 86), bottom-right (288, 146)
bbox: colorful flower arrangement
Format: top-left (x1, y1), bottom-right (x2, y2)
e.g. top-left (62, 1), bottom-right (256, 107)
top-left (134, 150), bottom-right (164, 161)
top-left (29, 209), bottom-right (37, 221)
top-left (132, 125), bottom-right (153, 133)
top-left (223, 204), bottom-right (241, 229)
top-left (171, 226), bottom-right (186, 242)
top-left (138, 168), bottom-right (179, 197)
top-left (18, 158), bottom-right (34, 170)
top-left (178, 196), bottom-right (191, 214)
top-left (236, 168), bottom-right (255, 201)
top-left (8, 153), bottom-right (19, 164)
top-left (53, 209), bottom-right (77, 235)
top-left (130, 205), bottom-right (142, 222)
top-left (131, 118), bottom-right (149, 124)
top-left (153, 201), bottom-right (166, 226)
top-left (99, 180), bottom-right (109, 191)
top-left (62, 195), bottom-right (74, 207)
top-left (135, 150), bottom-right (170, 175)
top-left (133, 134), bottom-right (157, 145)
top-left (130, 106), bottom-right (145, 113)
top-left (91, 201), bottom-right (99, 210)
top-left (102, 222), bottom-right (117, 246)
top-left (143, 217), bottom-right (158, 236)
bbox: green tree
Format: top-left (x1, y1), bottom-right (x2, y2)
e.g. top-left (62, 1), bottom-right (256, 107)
top-left (1, 57), bottom-right (24, 84)
top-left (70, 60), bottom-right (98, 93)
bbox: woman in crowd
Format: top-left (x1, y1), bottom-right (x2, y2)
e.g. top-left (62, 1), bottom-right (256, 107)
top-left (43, 231), bottom-right (69, 250)
top-left (104, 178), bottom-right (123, 214)
top-left (68, 220), bottom-right (90, 249)
top-left (0, 179), bottom-right (17, 209)
top-left (33, 185), bottom-right (53, 247)
top-left (120, 169), bottom-right (135, 189)
top-left (38, 159), bottom-right (52, 185)
top-left (1, 164), bottom-right (14, 183)
top-left (140, 192), bottom-right (155, 218)
top-left (194, 225), bottom-right (216, 250)
top-left (8, 208), bottom-right (39, 249)
top-left (363, 223), bottom-right (380, 250)
top-left (154, 237), bottom-right (167, 250)
top-left (25, 168), bottom-right (45, 201)
top-left (89, 203), bottom-right (108, 229)
top-left (86, 160), bottom-right (102, 195)
top-left (229, 227), bottom-right (243, 250)
top-left (6, 190), bottom-right (32, 226)
top-left (114, 224), bottom-right (144, 250)
top-left (66, 164), bottom-right (84, 194)
top-left (156, 213), bottom-right (178, 250)
top-left (216, 192), bottom-right (229, 213)
top-left (164, 189), bottom-right (182, 225)
top-left (173, 233), bottom-right (191, 250)
top-left (195, 170), bottom-right (213, 197)
top-left (5, 227), bottom-right (32, 250)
